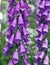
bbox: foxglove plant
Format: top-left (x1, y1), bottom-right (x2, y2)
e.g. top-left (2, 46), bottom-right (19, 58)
top-left (3, 0), bottom-right (31, 65)
top-left (34, 0), bottom-right (50, 65)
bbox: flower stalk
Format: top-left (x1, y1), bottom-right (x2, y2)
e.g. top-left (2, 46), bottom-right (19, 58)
top-left (3, 0), bottom-right (31, 65)
top-left (34, 0), bottom-right (50, 65)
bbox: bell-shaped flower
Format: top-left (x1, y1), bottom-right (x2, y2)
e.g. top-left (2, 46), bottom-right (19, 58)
top-left (20, 42), bottom-right (26, 56)
top-left (15, 3), bottom-right (20, 13)
top-left (3, 44), bottom-right (10, 56)
top-left (25, 2), bottom-right (30, 11)
top-left (18, 15), bottom-right (24, 27)
top-left (35, 34), bottom-right (43, 43)
top-left (20, 0), bottom-right (25, 8)
top-left (11, 18), bottom-right (17, 29)
top-left (6, 28), bottom-right (12, 38)
top-left (46, 13), bottom-right (50, 22)
top-left (38, 0), bottom-right (45, 9)
top-left (8, 4), bottom-right (13, 12)
top-left (38, 51), bottom-right (45, 62)
top-left (8, 60), bottom-right (14, 65)
top-left (8, 8), bottom-right (15, 17)
top-left (42, 39), bottom-right (48, 51)
top-left (45, 1), bottom-right (50, 8)
top-left (42, 24), bottom-right (48, 34)
top-left (25, 20), bottom-right (30, 28)
top-left (43, 10), bottom-right (48, 17)
top-left (22, 27), bottom-right (29, 37)
top-left (12, 49), bottom-right (19, 64)
top-left (37, 23), bottom-right (43, 33)
top-left (24, 57), bottom-right (30, 65)
top-left (43, 55), bottom-right (49, 65)
top-left (8, 34), bottom-right (14, 46)
top-left (24, 9), bottom-right (29, 17)
top-left (15, 30), bottom-right (21, 43)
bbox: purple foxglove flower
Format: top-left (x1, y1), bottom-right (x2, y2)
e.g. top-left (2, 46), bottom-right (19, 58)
top-left (8, 7), bottom-right (15, 17)
top-left (8, 34), bottom-right (14, 46)
top-left (42, 39), bottom-right (48, 51)
top-left (37, 12), bottom-right (42, 18)
top-left (8, 4), bottom-right (13, 12)
top-left (23, 37), bottom-right (30, 44)
top-left (46, 13), bottom-right (50, 22)
top-left (18, 15), bottom-right (24, 27)
top-left (25, 2), bottom-right (30, 11)
top-left (20, 42), bottom-right (26, 56)
top-left (43, 10), bottom-right (48, 17)
top-left (37, 23), bottom-right (43, 33)
top-left (38, 51), bottom-right (45, 62)
top-left (3, 44), bottom-right (10, 56)
top-left (45, 1), bottom-right (50, 7)
top-left (24, 9), bottom-right (29, 17)
top-left (42, 24), bottom-right (48, 34)
top-left (25, 20), bottom-right (30, 28)
top-left (11, 18), bottom-right (17, 29)
top-left (20, 0), bottom-right (25, 8)
top-left (24, 57), bottom-right (30, 65)
top-left (43, 56), bottom-right (49, 65)
top-left (38, 0), bottom-right (45, 9)
top-left (34, 51), bottom-right (41, 60)
top-left (15, 3), bottom-right (20, 13)
top-left (22, 27), bottom-right (29, 37)
top-left (35, 34), bottom-right (43, 43)
top-left (12, 49), bottom-right (19, 64)
top-left (15, 30), bottom-right (21, 43)
top-left (6, 28), bottom-right (12, 38)
top-left (8, 60), bottom-right (13, 65)
top-left (7, 20), bottom-right (12, 26)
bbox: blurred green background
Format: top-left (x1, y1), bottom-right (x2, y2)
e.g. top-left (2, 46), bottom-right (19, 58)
top-left (0, 0), bottom-right (50, 65)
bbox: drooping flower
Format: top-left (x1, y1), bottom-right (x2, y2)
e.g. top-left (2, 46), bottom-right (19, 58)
top-left (12, 49), bottom-right (19, 64)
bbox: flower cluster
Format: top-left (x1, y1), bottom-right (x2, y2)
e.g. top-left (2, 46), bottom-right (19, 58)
top-left (34, 0), bottom-right (50, 65)
top-left (3, 0), bottom-right (31, 65)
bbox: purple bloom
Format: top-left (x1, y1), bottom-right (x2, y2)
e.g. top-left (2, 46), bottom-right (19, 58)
top-left (8, 60), bottom-right (13, 65)
top-left (42, 39), bottom-right (48, 51)
top-left (12, 49), bottom-right (19, 64)
top-left (15, 30), bottom-right (21, 43)
top-left (36, 23), bottom-right (43, 33)
top-left (18, 15), bottom-right (24, 27)
top-left (20, 0), bottom-right (25, 8)
top-left (43, 55), bottom-right (49, 65)
top-left (8, 8), bottom-right (15, 17)
top-left (20, 42), bottom-right (26, 56)
top-left (3, 44), bottom-right (10, 56)
top-left (8, 34), bottom-right (14, 46)
top-left (24, 57), bottom-right (30, 65)
top-left (42, 24), bottom-right (48, 34)
top-left (24, 9), bottom-right (29, 17)
top-left (15, 3), bottom-right (20, 13)
top-left (11, 18), bottom-right (17, 29)
top-left (22, 27), bottom-right (29, 37)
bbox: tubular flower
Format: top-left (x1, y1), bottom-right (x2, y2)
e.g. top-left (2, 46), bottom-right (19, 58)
top-left (3, 0), bottom-right (31, 65)
top-left (34, 0), bottom-right (49, 65)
